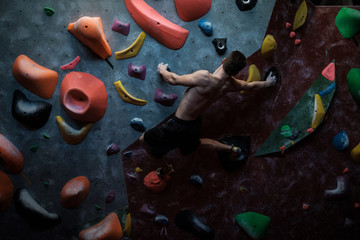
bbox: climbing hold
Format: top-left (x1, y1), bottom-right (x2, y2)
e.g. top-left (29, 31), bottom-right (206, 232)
top-left (95, 205), bottom-right (103, 211)
top-left (236, 0), bottom-right (257, 11)
top-left (114, 80), bottom-right (147, 106)
top-left (290, 31), bottom-right (295, 38)
top-left (189, 175), bottom-right (203, 186)
top-left (347, 68), bottom-right (360, 105)
top-left (355, 202), bottom-right (360, 208)
top-left (155, 214), bottom-right (168, 236)
top-left (239, 186), bottom-right (248, 192)
top-left (79, 212), bottom-right (123, 240)
top-left (295, 39), bottom-right (301, 45)
top-left (198, 19), bottom-right (213, 37)
top-left (335, 7), bottom-right (360, 39)
top-left (56, 115), bottom-right (93, 145)
top-left (12, 55), bottom-right (59, 99)
top-left (123, 151), bottom-right (133, 158)
top-left (139, 203), bottom-right (156, 216)
top-left (144, 170), bottom-right (170, 193)
top-left (218, 136), bottom-right (250, 171)
top-left (293, 0), bottom-right (307, 31)
top-left (111, 18), bottom-right (130, 36)
top-left (280, 125), bottom-right (292, 138)
top-left (44, 7), bottom-right (55, 16)
top-left (279, 145), bottom-right (285, 151)
top-left (261, 35), bottom-right (276, 59)
top-left (350, 141), bottom-right (360, 163)
top-left (68, 16), bottom-right (111, 60)
top-left (60, 56), bottom-right (81, 70)
top-left (286, 22), bottom-right (292, 29)
top-left (128, 63), bottom-right (146, 80)
top-left (175, 210), bottom-right (215, 240)
top-left (42, 132), bottom-right (51, 139)
top-left (14, 188), bottom-right (61, 230)
top-left (107, 143), bottom-right (120, 155)
top-left (174, 0), bottom-right (211, 21)
top-left (154, 88), bottom-right (178, 107)
top-left (302, 203), bottom-right (309, 210)
top-left (306, 128), bottom-right (314, 133)
top-left (324, 175), bottom-right (350, 200)
top-left (234, 211), bottom-right (271, 240)
top-left (0, 133), bottom-right (24, 174)
top-left (125, 0), bottom-right (189, 49)
top-left (322, 62), bottom-right (335, 81)
top-left (60, 72), bottom-right (108, 122)
top-left (0, 171), bottom-right (13, 212)
top-left (319, 83), bottom-right (335, 97)
top-left (105, 189), bottom-right (116, 203)
top-left (311, 94), bottom-right (325, 129)
top-left (212, 38), bottom-right (227, 55)
top-left (135, 167), bottom-right (143, 173)
top-left (343, 167), bottom-right (349, 174)
top-left (124, 213), bottom-right (131, 237)
top-left (12, 90), bottom-right (52, 129)
top-left (332, 131), bottom-right (349, 151)
top-left (60, 176), bottom-right (90, 209)
top-left (130, 117), bottom-right (146, 132)
top-left (241, 64), bottom-right (261, 94)
top-left (115, 32), bottom-right (146, 60)
top-left (30, 145), bottom-right (38, 153)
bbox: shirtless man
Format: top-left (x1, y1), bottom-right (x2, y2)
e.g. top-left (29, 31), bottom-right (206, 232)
top-left (140, 50), bottom-right (277, 158)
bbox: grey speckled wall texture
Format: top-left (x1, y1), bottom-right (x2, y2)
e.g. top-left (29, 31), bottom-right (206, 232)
top-left (0, 0), bottom-right (275, 239)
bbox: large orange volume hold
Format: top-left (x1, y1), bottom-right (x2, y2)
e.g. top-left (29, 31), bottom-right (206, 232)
top-left (60, 176), bottom-right (90, 209)
top-left (125, 0), bottom-right (189, 50)
top-left (79, 212), bottom-right (123, 240)
top-left (0, 133), bottom-right (24, 174)
top-left (12, 55), bottom-right (59, 99)
top-left (0, 171), bottom-right (14, 212)
top-left (175, 0), bottom-right (212, 22)
top-left (68, 17), bottom-right (111, 60)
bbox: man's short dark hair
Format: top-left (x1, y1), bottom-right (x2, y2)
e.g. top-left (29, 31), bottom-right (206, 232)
top-left (223, 51), bottom-right (246, 76)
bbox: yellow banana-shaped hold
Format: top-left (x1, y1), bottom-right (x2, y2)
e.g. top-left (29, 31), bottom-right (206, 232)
top-left (56, 116), bottom-right (93, 145)
top-left (311, 94), bottom-right (325, 129)
top-left (124, 213), bottom-right (131, 237)
top-left (241, 64), bottom-right (261, 94)
top-left (115, 32), bottom-right (146, 60)
top-left (293, 0), bottom-right (307, 31)
top-left (114, 80), bottom-right (147, 106)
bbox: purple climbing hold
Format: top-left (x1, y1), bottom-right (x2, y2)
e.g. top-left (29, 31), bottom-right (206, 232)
top-left (105, 189), bottom-right (116, 203)
top-left (154, 88), bottom-right (178, 107)
top-left (111, 18), bottom-right (130, 36)
top-left (324, 175), bottom-right (351, 200)
top-left (107, 143), bottom-right (120, 155)
top-left (139, 203), bottom-right (156, 216)
top-left (128, 63), bottom-right (146, 80)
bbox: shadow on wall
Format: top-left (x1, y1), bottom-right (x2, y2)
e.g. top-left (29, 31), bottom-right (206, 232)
top-left (310, 0), bottom-right (360, 5)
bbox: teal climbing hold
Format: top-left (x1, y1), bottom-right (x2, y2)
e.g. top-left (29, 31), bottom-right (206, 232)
top-left (44, 7), bottom-right (55, 16)
top-left (335, 7), bottom-right (360, 39)
top-left (234, 211), bottom-right (270, 239)
top-left (347, 68), bottom-right (360, 105)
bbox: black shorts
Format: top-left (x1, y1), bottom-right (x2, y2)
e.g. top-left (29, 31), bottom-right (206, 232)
top-left (143, 116), bottom-right (202, 158)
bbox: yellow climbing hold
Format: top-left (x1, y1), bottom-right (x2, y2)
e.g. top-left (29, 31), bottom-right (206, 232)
top-left (114, 80), bottom-right (147, 106)
top-left (293, 0), bottom-right (307, 31)
top-left (351, 142), bottom-right (360, 163)
top-left (135, 167), bottom-right (143, 173)
top-left (311, 94), bottom-right (325, 129)
top-left (56, 116), bottom-right (93, 145)
top-left (261, 35), bottom-right (277, 59)
top-left (115, 32), bottom-right (146, 60)
top-left (241, 64), bottom-right (261, 94)
top-left (124, 213), bottom-right (131, 237)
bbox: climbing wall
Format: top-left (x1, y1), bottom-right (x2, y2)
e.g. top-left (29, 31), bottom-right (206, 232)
top-left (122, 0), bottom-right (360, 239)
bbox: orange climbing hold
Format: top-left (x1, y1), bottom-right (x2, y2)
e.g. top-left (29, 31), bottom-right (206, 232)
top-left (60, 176), bottom-right (90, 209)
top-left (0, 133), bottom-right (24, 174)
top-left (12, 55), bottom-right (59, 99)
top-left (322, 62), bottom-right (335, 81)
top-left (0, 171), bottom-right (13, 212)
top-left (174, 0), bottom-right (212, 22)
top-left (68, 17), bottom-right (111, 60)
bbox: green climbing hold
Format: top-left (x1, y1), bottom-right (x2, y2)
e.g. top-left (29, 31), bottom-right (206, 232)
top-left (280, 125), bottom-right (292, 138)
top-left (95, 205), bottom-right (103, 211)
top-left (347, 68), bottom-right (360, 105)
top-left (44, 7), bottom-right (55, 16)
top-left (235, 212), bottom-right (270, 239)
top-left (30, 145), bottom-right (38, 153)
top-left (335, 7), bottom-right (360, 39)
top-left (42, 132), bottom-right (51, 139)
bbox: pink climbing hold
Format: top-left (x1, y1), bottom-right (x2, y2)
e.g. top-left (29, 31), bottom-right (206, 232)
top-left (111, 18), bottom-right (130, 36)
top-left (128, 63), bottom-right (146, 80)
top-left (306, 128), bottom-right (314, 133)
top-left (154, 88), bottom-right (178, 107)
top-left (321, 62), bottom-right (335, 81)
top-left (174, 0), bottom-right (212, 22)
top-left (286, 22), bottom-right (292, 29)
top-left (290, 31), bottom-right (295, 38)
top-left (295, 39), bottom-right (301, 45)
top-left (61, 56), bottom-right (81, 70)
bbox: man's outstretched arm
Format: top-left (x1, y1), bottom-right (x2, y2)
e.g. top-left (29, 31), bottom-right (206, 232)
top-left (231, 71), bottom-right (277, 91)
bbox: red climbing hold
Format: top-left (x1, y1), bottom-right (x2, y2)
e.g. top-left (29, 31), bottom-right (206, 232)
top-left (286, 22), bottom-right (292, 29)
top-left (321, 62), bottom-right (335, 81)
top-left (174, 0), bottom-right (212, 22)
top-left (60, 56), bottom-right (81, 70)
top-left (290, 31), bottom-right (295, 38)
top-left (295, 39), bottom-right (301, 45)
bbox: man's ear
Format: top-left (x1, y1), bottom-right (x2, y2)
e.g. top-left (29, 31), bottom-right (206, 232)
top-left (222, 58), bottom-right (226, 64)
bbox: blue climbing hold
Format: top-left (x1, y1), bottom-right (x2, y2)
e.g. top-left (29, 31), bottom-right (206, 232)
top-left (332, 130), bottom-right (349, 151)
top-left (319, 83), bottom-right (335, 96)
top-left (198, 19), bottom-right (213, 36)
top-left (130, 117), bottom-right (146, 132)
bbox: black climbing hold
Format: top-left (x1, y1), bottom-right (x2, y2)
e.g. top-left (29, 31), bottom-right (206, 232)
top-left (123, 151), bottom-right (133, 158)
top-left (264, 66), bottom-right (279, 82)
top-left (218, 136), bottom-right (251, 171)
top-left (236, 0), bottom-right (257, 12)
top-left (175, 210), bottom-right (215, 240)
top-left (212, 38), bottom-right (227, 55)
top-left (155, 215), bottom-right (168, 225)
top-left (189, 174), bottom-right (203, 186)
top-left (12, 89), bottom-right (52, 129)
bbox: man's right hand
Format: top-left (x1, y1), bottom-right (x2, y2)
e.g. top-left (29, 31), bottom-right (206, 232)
top-left (265, 72), bottom-right (277, 87)
top-left (157, 62), bottom-right (169, 75)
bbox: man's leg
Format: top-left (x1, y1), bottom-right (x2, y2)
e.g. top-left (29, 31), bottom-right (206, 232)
top-left (199, 138), bottom-right (241, 156)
